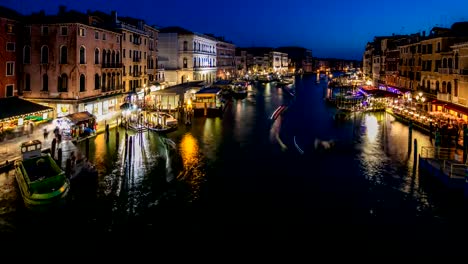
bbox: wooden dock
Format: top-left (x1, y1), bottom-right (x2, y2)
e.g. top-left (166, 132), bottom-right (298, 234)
top-left (418, 146), bottom-right (466, 189)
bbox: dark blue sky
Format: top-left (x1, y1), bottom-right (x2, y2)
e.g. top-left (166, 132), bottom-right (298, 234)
top-left (3, 0), bottom-right (468, 60)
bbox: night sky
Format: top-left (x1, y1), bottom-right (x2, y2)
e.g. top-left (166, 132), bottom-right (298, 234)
top-left (3, 0), bottom-right (468, 60)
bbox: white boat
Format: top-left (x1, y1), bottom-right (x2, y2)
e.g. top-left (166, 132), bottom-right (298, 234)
top-left (147, 112), bottom-right (178, 134)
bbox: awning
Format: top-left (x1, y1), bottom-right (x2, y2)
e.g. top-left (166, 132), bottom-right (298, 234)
top-left (65, 111), bottom-right (95, 124)
top-left (120, 102), bottom-right (133, 110)
top-left (0, 96), bottom-right (53, 122)
top-left (443, 103), bottom-right (468, 115)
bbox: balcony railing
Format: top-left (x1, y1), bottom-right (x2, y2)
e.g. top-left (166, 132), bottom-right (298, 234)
top-left (438, 68), bottom-right (454, 74)
top-left (102, 63), bottom-right (123, 68)
top-left (437, 93), bottom-right (452, 102)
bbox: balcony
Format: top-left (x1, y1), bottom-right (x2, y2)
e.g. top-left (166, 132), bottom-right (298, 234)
top-left (102, 63), bottom-right (123, 69)
top-left (438, 68), bottom-right (454, 74)
top-left (437, 93), bottom-right (452, 102)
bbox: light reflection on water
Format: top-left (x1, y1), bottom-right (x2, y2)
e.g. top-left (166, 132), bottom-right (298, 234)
top-left (178, 133), bottom-right (205, 201)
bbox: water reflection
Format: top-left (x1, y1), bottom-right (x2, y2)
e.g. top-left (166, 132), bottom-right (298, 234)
top-left (178, 133), bottom-right (205, 201)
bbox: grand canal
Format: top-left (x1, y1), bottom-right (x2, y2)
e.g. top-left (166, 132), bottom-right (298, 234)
top-left (0, 74), bottom-right (466, 254)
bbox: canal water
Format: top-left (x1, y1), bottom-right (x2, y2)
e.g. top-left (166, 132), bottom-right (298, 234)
top-left (0, 75), bottom-right (466, 254)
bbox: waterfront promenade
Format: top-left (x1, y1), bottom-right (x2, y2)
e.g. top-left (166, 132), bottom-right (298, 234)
top-left (0, 116), bottom-right (119, 165)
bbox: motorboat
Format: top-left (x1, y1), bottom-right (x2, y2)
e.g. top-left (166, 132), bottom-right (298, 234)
top-left (14, 140), bottom-right (70, 210)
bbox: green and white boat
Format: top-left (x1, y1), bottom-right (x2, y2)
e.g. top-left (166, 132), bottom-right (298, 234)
top-left (15, 140), bottom-right (70, 210)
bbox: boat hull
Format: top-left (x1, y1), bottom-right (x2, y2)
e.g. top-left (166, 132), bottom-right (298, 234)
top-left (14, 154), bottom-right (70, 211)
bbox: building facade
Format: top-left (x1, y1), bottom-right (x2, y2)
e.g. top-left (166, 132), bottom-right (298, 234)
top-left (158, 27), bottom-right (217, 85)
top-left (215, 37), bottom-right (236, 80)
top-left (21, 8), bottom-right (123, 119)
top-left (0, 7), bottom-right (21, 98)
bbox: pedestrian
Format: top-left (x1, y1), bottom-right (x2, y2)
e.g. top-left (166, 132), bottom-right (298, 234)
top-left (43, 128), bottom-right (48, 140)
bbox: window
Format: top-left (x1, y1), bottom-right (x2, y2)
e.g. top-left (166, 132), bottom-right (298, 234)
top-left (95, 74), bottom-right (100, 90)
top-left (58, 74), bottom-right (68, 92)
top-left (60, 46), bottom-right (67, 64)
top-left (183, 57), bottom-right (187, 68)
top-left (94, 48), bottom-right (99, 64)
top-left (42, 74), bottom-right (48, 91)
top-left (41, 46), bottom-right (49, 64)
top-left (6, 62), bottom-right (14, 76)
top-left (24, 74), bottom-right (31, 91)
top-left (60, 26), bottom-right (68, 36)
top-left (130, 35), bottom-right (133, 42)
top-left (102, 33), bottom-right (106, 40)
top-left (6, 24), bottom-right (14, 34)
top-left (123, 49), bottom-right (126, 58)
top-left (6, 42), bottom-right (15, 51)
top-left (5, 85), bottom-right (13, 97)
top-left (80, 74), bottom-right (86, 92)
top-left (41, 26), bottom-right (49, 36)
top-left (23, 46), bottom-right (31, 64)
top-left (117, 36), bottom-right (119, 43)
top-left (95, 31), bottom-right (99, 39)
top-left (123, 33), bottom-right (126, 41)
top-left (80, 46), bottom-right (86, 64)
top-left (79, 27), bottom-right (86, 37)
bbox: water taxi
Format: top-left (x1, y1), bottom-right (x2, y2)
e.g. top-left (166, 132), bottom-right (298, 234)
top-left (14, 140), bottom-right (70, 210)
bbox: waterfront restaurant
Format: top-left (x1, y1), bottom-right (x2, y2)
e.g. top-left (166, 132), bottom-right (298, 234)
top-left (0, 97), bottom-right (53, 141)
top-left (193, 87), bottom-right (223, 116)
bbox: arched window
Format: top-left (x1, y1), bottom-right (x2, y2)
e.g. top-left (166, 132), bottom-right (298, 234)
top-left (447, 82), bottom-right (452, 94)
top-left (94, 48), bottom-right (99, 64)
top-left (102, 49), bottom-right (107, 65)
top-left (116, 51), bottom-right (120, 65)
top-left (80, 74), bottom-right (86, 92)
top-left (41, 46), bottom-right (49, 64)
top-left (94, 74), bottom-right (100, 90)
top-left (448, 58), bottom-right (453, 68)
top-left (183, 41), bottom-right (188, 51)
top-left (455, 54), bottom-right (459, 69)
top-left (102, 74), bottom-right (106, 92)
top-left (427, 80), bottom-right (431, 90)
top-left (24, 74), bottom-right (31, 91)
top-left (436, 81), bottom-right (440, 92)
top-left (112, 51), bottom-right (116, 65)
top-left (42, 74), bottom-right (48, 91)
top-left (80, 46), bottom-right (86, 64)
top-left (23, 46), bottom-right (31, 64)
top-left (111, 73), bottom-right (116, 90)
top-left (442, 58), bottom-right (447, 68)
top-left (442, 81), bottom-right (447, 93)
top-left (193, 57), bottom-right (196, 67)
top-left (183, 57), bottom-right (187, 68)
top-left (58, 74), bottom-right (68, 92)
top-left (60, 46), bottom-right (67, 64)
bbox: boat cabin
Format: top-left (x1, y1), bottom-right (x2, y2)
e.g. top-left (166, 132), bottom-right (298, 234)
top-left (21, 140), bottom-right (42, 160)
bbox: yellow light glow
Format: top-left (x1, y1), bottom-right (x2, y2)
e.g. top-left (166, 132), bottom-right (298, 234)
top-left (179, 133), bottom-right (199, 170)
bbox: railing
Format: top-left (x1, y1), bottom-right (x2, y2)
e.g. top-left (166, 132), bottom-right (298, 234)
top-left (420, 146), bottom-right (466, 179)
top-left (102, 63), bottom-right (123, 68)
top-left (438, 68), bottom-right (453, 74)
top-left (437, 93), bottom-right (452, 102)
